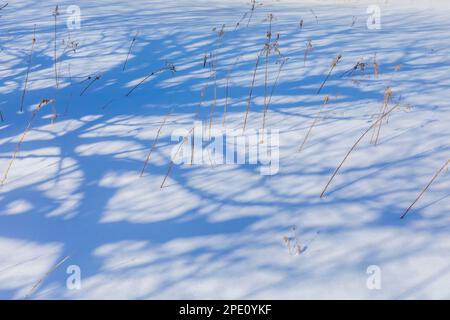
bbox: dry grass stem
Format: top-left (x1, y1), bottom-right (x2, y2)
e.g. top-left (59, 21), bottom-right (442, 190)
top-left (223, 56), bottom-right (241, 127)
top-left (299, 95), bottom-right (329, 152)
top-left (80, 75), bottom-right (101, 96)
top-left (161, 128), bottom-right (193, 188)
top-left (1, 99), bottom-right (55, 185)
top-left (19, 24), bottom-right (36, 113)
top-left (373, 53), bottom-right (379, 79)
top-left (303, 40), bottom-right (313, 67)
top-left (123, 31), bottom-right (138, 71)
top-left (261, 57), bottom-right (288, 142)
top-left (53, 5), bottom-right (59, 88)
top-left (140, 109), bottom-right (172, 177)
top-left (24, 255), bottom-right (70, 299)
top-left (125, 63), bottom-right (175, 97)
top-left (320, 102), bottom-right (401, 198)
top-left (317, 54), bottom-right (342, 94)
top-left (371, 87), bottom-right (393, 145)
top-left (401, 159), bottom-right (450, 219)
top-left (242, 49), bottom-right (263, 133)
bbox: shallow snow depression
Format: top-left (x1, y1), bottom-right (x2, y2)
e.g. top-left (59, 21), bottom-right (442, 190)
top-left (0, 0), bottom-right (450, 299)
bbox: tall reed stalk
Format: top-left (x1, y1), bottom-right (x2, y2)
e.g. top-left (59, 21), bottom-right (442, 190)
top-left (1, 99), bottom-right (54, 185)
top-left (19, 25), bottom-right (36, 113)
top-left (401, 159), bottom-right (449, 219)
top-left (261, 57), bottom-right (288, 142)
top-left (320, 103), bottom-right (400, 198)
top-left (53, 5), bottom-right (59, 88)
top-left (125, 63), bottom-right (175, 97)
top-left (123, 31), bottom-right (138, 71)
top-left (317, 54), bottom-right (341, 94)
top-left (140, 109), bottom-right (172, 177)
top-left (299, 95), bottom-right (329, 152)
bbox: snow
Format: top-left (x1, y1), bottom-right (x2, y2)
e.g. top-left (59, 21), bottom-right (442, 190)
top-left (0, 0), bottom-right (449, 299)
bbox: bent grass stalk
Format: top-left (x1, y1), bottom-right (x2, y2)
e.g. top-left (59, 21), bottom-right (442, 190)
top-left (24, 255), bottom-right (70, 299)
top-left (371, 87), bottom-right (392, 145)
top-left (303, 40), bottom-right (312, 67)
top-left (53, 5), bottom-right (59, 88)
top-left (261, 57), bottom-right (288, 142)
top-left (247, 0), bottom-right (257, 27)
top-left (123, 31), bottom-right (138, 71)
top-left (243, 49), bottom-right (263, 133)
top-left (140, 109), bottom-right (172, 177)
top-left (317, 54), bottom-right (342, 94)
top-left (223, 56), bottom-right (240, 127)
top-left (263, 14), bottom-right (274, 125)
top-left (80, 75), bottom-right (100, 96)
top-left (1, 99), bottom-right (54, 185)
top-left (161, 128), bottom-right (193, 188)
top-left (208, 53), bottom-right (217, 139)
top-left (125, 64), bottom-right (175, 97)
top-left (401, 159), bottom-right (450, 219)
top-left (19, 24), bottom-right (36, 113)
top-left (299, 95), bottom-right (329, 152)
top-left (373, 53), bottom-right (379, 79)
top-left (320, 102), bottom-right (400, 198)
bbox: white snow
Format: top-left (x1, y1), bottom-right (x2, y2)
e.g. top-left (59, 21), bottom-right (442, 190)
top-left (0, 0), bottom-right (449, 299)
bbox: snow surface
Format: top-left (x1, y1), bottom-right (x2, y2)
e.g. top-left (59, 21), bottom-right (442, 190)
top-left (1, 0), bottom-right (450, 299)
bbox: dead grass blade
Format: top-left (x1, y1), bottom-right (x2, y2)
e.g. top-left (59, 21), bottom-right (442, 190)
top-left (261, 57), bottom-right (288, 141)
top-left (53, 5), bottom-right (60, 88)
top-left (80, 75), bottom-right (100, 96)
top-left (401, 159), bottom-right (450, 219)
top-left (125, 63), bottom-right (175, 97)
top-left (242, 49), bottom-right (263, 133)
top-left (1, 99), bottom-right (55, 185)
top-left (299, 95), bottom-right (329, 152)
top-left (24, 255), bottom-right (70, 299)
top-left (371, 87), bottom-right (393, 145)
top-left (317, 54), bottom-right (342, 94)
top-left (123, 31), bottom-right (138, 71)
top-left (19, 24), bottom-right (36, 113)
top-left (161, 128), bottom-right (193, 188)
top-left (320, 102), bottom-right (400, 198)
top-left (222, 56), bottom-right (241, 127)
top-left (140, 109), bottom-right (172, 177)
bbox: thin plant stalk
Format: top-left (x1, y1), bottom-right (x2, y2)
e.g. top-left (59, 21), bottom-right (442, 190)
top-left (53, 5), bottom-right (59, 88)
top-left (80, 75), bottom-right (100, 96)
top-left (320, 103), bottom-right (400, 198)
top-left (222, 56), bottom-right (241, 127)
top-left (24, 255), bottom-right (70, 299)
top-left (317, 54), bottom-right (342, 94)
top-left (373, 53), bottom-right (379, 79)
top-left (401, 159), bottom-right (449, 219)
top-left (1, 99), bottom-right (54, 185)
top-left (261, 57), bottom-right (288, 142)
top-left (208, 53), bottom-right (217, 139)
top-left (243, 49), bottom-right (263, 133)
top-left (303, 40), bottom-right (312, 67)
top-left (371, 87), bottom-right (392, 145)
top-left (161, 128), bottom-right (193, 188)
top-left (263, 15), bottom-right (273, 131)
top-left (140, 109), bottom-right (172, 177)
top-left (63, 64), bottom-right (73, 115)
top-left (299, 95), bottom-right (329, 152)
top-left (123, 31), bottom-right (138, 71)
top-left (125, 64), bottom-right (175, 97)
top-left (247, 0), bottom-right (256, 27)
top-left (19, 24), bottom-right (36, 113)
top-left (310, 9), bottom-right (318, 24)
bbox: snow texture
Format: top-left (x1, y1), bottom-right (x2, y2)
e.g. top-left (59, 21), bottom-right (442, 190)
top-left (0, 0), bottom-right (450, 299)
